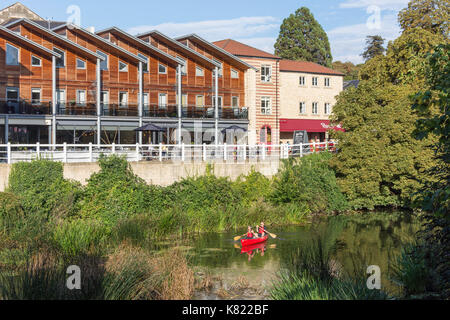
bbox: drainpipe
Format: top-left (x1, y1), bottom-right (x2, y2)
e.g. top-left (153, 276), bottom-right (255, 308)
top-left (52, 55), bottom-right (56, 146)
top-left (138, 61), bottom-right (143, 145)
top-left (177, 64), bottom-right (182, 145)
top-left (214, 66), bottom-right (219, 146)
top-left (96, 58), bottom-right (101, 146)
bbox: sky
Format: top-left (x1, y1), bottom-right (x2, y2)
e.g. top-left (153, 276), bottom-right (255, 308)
top-left (3, 0), bottom-right (410, 64)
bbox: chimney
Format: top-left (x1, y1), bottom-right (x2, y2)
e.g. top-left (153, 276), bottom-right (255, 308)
top-left (87, 26), bottom-right (95, 33)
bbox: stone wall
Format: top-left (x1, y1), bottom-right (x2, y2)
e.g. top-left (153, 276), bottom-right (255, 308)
top-left (0, 160), bottom-right (281, 191)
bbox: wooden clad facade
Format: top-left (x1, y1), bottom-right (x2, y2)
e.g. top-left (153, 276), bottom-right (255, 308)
top-left (138, 33), bottom-right (246, 110)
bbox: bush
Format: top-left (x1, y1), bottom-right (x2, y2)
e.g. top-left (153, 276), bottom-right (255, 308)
top-left (271, 153), bottom-right (349, 213)
top-left (8, 160), bottom-right (81, 220)
top-left (0, 193), bottom-right (25, 236)
top-left (77, 155), bottom-right (154, 227)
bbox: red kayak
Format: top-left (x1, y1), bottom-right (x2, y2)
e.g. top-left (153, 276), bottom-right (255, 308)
top-left (241, 235), bottom-right (269, 247)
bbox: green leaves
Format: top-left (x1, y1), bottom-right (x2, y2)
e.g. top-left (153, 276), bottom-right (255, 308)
top-left (274, 7), bottom-right (333, 67)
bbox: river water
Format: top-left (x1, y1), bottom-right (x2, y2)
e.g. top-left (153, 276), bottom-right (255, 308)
top-left (155, 211), bottom-right (420, 300)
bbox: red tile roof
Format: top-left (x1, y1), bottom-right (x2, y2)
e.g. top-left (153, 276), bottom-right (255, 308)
top-left (280, 60), bottom-right (344, 76)
top-left (213, 39), bottom-right (280, 59)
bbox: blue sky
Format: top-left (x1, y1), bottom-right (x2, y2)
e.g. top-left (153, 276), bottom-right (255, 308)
top-left (4, 0), bottom-right (410, 63)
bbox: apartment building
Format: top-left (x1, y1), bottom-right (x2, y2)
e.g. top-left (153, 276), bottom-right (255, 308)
top-left (213, 39), bottom-right (281, 146)
top-left (279, 60), bottom-right (344, 143)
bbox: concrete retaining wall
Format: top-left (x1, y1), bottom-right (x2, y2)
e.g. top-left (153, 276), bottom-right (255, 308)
top-left (0, 160), bottom-right (281, 191)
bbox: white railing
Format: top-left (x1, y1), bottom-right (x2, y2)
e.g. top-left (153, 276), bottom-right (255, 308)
top-left (0, 142), bottom-right (338, 164)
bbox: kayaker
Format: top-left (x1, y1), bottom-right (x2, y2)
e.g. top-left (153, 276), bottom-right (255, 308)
top-left (245, 226), bottom-right (257, 239)
top-left (257, 222), bottom-right (267, 237)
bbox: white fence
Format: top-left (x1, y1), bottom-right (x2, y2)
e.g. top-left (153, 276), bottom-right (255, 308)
top-left (0, 142), bottom-right (338, 164)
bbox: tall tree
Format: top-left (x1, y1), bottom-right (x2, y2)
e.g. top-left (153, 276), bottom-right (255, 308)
top-left (361, 35), bottom-right (386, 62)
top-left (332, 61), bottom-right (362, 80)
top-left (274, 7), bottom-right (333, 67)
top-left (398, 0), bottom-right (450, 37)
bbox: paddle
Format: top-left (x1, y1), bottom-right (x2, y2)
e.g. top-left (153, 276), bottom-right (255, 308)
top-left (234, 234), bottom-right (246, 241)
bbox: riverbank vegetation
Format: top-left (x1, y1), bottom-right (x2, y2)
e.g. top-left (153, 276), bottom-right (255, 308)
top-left (0, 151), bottom-right (348, 300)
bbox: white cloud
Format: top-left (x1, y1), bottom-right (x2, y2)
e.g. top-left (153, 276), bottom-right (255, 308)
top-left (127, 16), bottom-right (279, 41)
top-left (328, 13), bottom-right (401, 64)
top-left (339, 0), bottom-right (409, 10)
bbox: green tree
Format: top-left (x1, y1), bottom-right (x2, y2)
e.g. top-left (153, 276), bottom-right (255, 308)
top-left (398, 0), bottom-right (450, 37)
top-left (332, 61), bottom-right (362, 80)
top-left (361, 35), bottom-right (386, 62)
top-left (274, 7), bottom-right (332, 67)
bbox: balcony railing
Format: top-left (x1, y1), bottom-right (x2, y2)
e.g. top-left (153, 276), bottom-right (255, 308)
top-left (0, 100), bottom-right (248, 120)
top-left (0, 99), bottom-right (52, 115)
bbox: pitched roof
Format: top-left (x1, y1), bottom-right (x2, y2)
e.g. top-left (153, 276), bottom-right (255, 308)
top-left (136, 30), bottom-right (220, 69)
top-left (0, 2), bottom-right (44, 23)
top-left (0, 24), bottom-right (61, 58)
top-left (344, 80), bottom-right (360, 89)
top-left (3, 18), bottom-right (105, 61)
top-left (52, 24), bottom-right (148, 65)
top-left (279, 60), bottom-right (344, 76)
top-left (95, 27), bottom-right (183, 66)
top-left (213, 39), bottom-right (280, 60)
top-left (175, 34), bottom-right (256, 70)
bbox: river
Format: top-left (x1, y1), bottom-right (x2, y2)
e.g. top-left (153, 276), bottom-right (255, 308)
top-left (153, 211), bottom-right (420, 300)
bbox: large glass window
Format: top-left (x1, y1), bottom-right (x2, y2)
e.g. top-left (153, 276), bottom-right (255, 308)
top-left (6, 44), bottom-right (19, 65)
top-left (119, 92), bottom-right (128, 108)
top-left (97, 50), bottom-right (108, 70)
top-left (119, 61), bottom-right (128, 72)
top-left (231, 69), bottom-right (239, 79)
top-left (137, 53), bottom-right (149, 72)
top-left (53, 47), bottom-right (65, 68)
top-left (77, 90), bottom-right (86, 106)
top-left (76, 58), bottom-right (86, 69)
top-left (159, 63), bottom-right (167, 74)
top-left (159, 93), bottom-right (167, 109)
top-left (196, 66), bottom-right (204, 77)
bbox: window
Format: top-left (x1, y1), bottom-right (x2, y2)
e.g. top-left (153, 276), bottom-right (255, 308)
top-left (196, 66), bottom-right (204, 77)
top-left (119, 92), bottom-right (128, 108)
top-left (196, 95), bottom-right (204, 107)
top-left (182, 94), bottom-right (188, 107)
top-left (158, 63), bottom-right (167, 74)
top-left (299, 76), bottom-right (306, 86)
top-left (231, 69), bottom-right (239, 79)
top-left (232, 96), bottom-right (239, 108)
top-left (312, 102), bottom-right (318, 114)
top-left (31, 88), bottom-right (41, 104)
top-left (6, 44), bottom-right (19, 66)
top-left (137, 53), bottom-right (149, 72)
top-left (312, 77), bottom-right (318, 86)
top-left (101, 91), bottom-right (109, 108)
top-left (77, 90), bottom-right (86, 106)
top-left (119, 61), bottom-right (128, 72)
top-left (53, 47), bottom-right (65, 68)
top-left (299, 102), bottom-right (306, 114)
top-left (213, 59), bottom-right (223, 77)
top-left (31, 55), bottom-right (41, 67)
top-left (143, 93), bottom-right (149, 112)
top-left (76, 58), bottom-right (86, 69)
top-left (159, 93), bottom-right (167, 109)
top-left (97, 50), bottom-right (108, 70)
top-left (261, 65), bottom-right (272, 82)
top-left (56, 90), bottom-right (66, 107)
top-left (261, 97), bottom-right (271, 115)
top-left (324, 78), bottom-right (331, 87)
top-left (177, 56), bottom-right (187, 75)
top-left (325, 103), bottom-right (331, 115)
top-left (212, 96), bottom-right (223, 107)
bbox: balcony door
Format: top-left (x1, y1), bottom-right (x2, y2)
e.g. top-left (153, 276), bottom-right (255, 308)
top-left (101, 91), bottom-right (109, 114)
top-left (56, 90), bottom-right (66, 112)
top-left (6, 87), bottom-right (19, 114)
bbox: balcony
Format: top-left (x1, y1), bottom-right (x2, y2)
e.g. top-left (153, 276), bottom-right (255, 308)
top-left (0, 99), bottom-right (52, 115)
top-left (0, 100), bottom-right (248, 121)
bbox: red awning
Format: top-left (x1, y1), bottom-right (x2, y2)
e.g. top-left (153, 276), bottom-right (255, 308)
top-left (280, 119), bottom-right (344, 133)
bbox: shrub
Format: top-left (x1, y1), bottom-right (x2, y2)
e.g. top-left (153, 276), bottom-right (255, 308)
top-left (77, 155), bottom-right (154, 226)
top-left (7, 160), bottom-right (81, 220)
top-left (0, 193), bottom-right (25, 236)
top-left (271, 153), bottom-right (349, 213)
